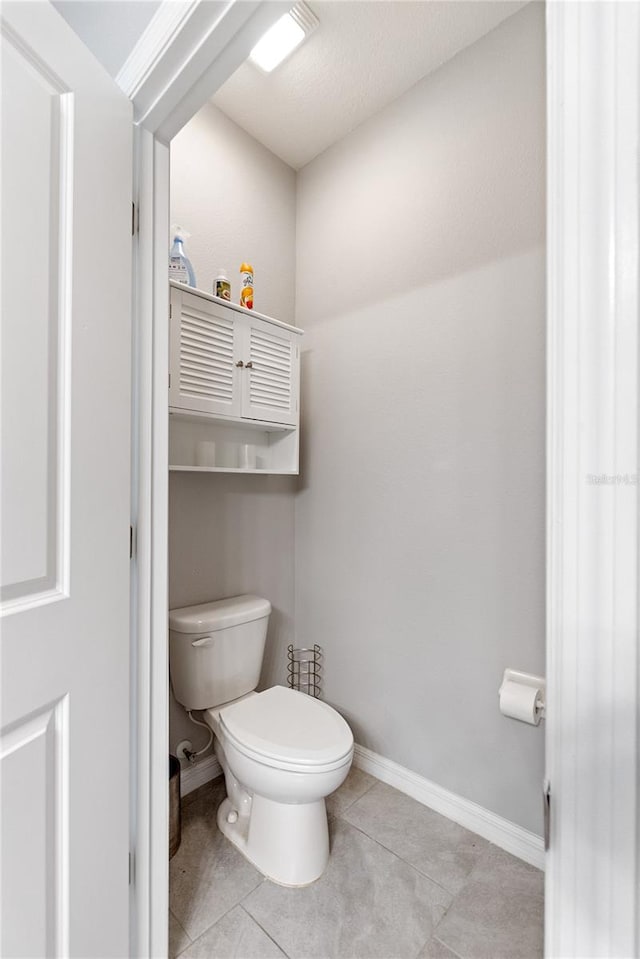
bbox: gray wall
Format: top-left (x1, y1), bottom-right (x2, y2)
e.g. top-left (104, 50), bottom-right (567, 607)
top-left (169, 474), bottom-right (296, 755)
top-left (170, 102), bottom-right (297, 324)
top-left (169, 113), bottom-right (297, 756)
top-left (294, 4), bottom-right (546, 833)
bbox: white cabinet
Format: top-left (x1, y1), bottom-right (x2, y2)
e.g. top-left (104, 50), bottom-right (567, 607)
top-left (169, 283), bottom-right (302, 473)
top-left (170, 285), bottom-right (300, 426)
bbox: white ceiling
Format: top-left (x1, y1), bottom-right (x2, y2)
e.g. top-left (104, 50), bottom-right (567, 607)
top-left (212, 1), bottom-right (528, 170)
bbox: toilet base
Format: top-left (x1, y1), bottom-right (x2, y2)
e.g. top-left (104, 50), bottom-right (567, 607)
top-left (217, 794), bottom-right (329, 887)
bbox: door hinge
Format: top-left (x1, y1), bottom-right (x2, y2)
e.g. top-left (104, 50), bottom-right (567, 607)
top-left (131, 202), bottom-right (136, 236)
top-left (543, 779), bottom-right (551, 851)
top-left (129, 525), bottom-right (135, 560)
top-left (129, 851), bottom-right (134, 885)
top-left (169, 372), bottom-right (171, 390)
top-left (169, 303), bottom-right (172, 319)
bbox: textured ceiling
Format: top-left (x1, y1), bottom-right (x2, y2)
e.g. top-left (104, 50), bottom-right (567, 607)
top-left (213, 1), bottom-right (528, 170)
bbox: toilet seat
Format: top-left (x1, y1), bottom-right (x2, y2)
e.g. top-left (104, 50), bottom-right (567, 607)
top-left (219, 685), bottom-right (353, 772)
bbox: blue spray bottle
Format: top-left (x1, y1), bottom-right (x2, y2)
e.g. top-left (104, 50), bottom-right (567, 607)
top-left (169, 226), bottom-right (196, 287)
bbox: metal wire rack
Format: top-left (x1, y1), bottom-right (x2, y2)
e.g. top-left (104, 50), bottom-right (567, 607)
top-left (287, 644), bottom-right (322, 698)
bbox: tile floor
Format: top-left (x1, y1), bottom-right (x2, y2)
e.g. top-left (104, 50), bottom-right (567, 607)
top-left (169, 770), bottom-right (543, 959)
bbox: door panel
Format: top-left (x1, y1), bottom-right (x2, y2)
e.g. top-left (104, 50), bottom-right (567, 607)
top-left (1, 21), bottom-right (71, 609)
top-left (242, 316), bottom-right (299, 425)
top-left (0, 3), bottom-right (132, 956)
top-left (169, 287), bottom-right (242, 417)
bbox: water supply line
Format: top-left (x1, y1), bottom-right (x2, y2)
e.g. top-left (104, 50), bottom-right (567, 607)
top-left (184, 711), bottom-right (214, 763)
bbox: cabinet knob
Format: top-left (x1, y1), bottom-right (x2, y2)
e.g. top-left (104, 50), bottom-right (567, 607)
top-left (245, 361), bottom-right (253, 369)
top-left (235, 360), bottom-right (244, 368)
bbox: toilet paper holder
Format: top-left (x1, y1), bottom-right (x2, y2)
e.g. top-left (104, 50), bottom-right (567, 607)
top-left (499, 668), bottom-right (546, 724)
top-left (288, 644), bottom-right (322, 698)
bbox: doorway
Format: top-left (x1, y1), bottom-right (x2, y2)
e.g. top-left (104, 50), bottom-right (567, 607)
top-left (132, 2), bottom-right (640, 957)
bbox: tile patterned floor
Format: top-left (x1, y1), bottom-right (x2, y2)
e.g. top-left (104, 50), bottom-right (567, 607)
top-left (169, 770), bottom-right (543, 959)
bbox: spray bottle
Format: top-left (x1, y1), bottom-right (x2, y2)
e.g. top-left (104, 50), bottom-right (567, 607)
top-left (239, 262), bottom-right (254, 309)
top-left (169, 226), bottom-right (196, 287)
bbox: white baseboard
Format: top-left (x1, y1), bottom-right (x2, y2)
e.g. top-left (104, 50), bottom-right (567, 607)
top-left (178, 743), bottom-right (544, 870)
top-left (180, 753), bottom-right (222, 796)
top-left (352, 744), bottom-right (544, 870)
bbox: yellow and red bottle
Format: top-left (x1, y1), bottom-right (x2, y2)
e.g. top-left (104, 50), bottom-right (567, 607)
top-left (239, 262), bottom-right (254, 309)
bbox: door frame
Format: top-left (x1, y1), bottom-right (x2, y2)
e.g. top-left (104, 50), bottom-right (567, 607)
top-left (124, 3), bottom-right (286, 955)
top-left (124, 2), bottom-right (640, 955)
top-left (544, 2), bottom-right (639, 956)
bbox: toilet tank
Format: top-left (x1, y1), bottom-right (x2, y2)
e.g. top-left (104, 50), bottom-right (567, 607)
top-left (168, 595), bottom-right (271, 710)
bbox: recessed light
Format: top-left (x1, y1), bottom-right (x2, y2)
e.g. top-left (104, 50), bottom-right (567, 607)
top-left (249, 2), bottom-right (318, 74)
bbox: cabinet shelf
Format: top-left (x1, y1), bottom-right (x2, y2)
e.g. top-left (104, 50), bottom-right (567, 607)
top-left (169, 409), bottom-right (292, 433)
top-left (169, 466), bottom-right (299, 474)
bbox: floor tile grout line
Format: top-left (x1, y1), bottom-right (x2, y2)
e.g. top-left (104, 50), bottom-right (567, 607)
top-left (169, 906), bottom-right (192, 945)
top-left (170, 908), bottom-right (195, 959)
top-left (173, 873), bottom-right (266, 952)
top-left (410, 883), bottom-right (469, 959)
top-left (433, 934), bottom-right (465, 959)
top-left (173, 774), bottom-right (542, 959)
top-left (332, 778), bottom-right (378, 818)
top-left (337, 816), bottom-right (459, 900)
top-left (412, 929), bottom-right (435, 959)
top-left (239, 902), bottom-right (292, 958)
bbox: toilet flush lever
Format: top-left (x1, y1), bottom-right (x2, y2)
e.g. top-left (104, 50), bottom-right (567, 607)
top-left (191, 636), bottom-right (213, 648)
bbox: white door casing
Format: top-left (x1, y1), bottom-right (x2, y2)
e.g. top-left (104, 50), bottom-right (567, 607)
top-left (545, 2), bottom-right (640, 957)
top-left (128, 7), bottom-right (287, 953)
top-left (1, 3), bottom-right (132, 956)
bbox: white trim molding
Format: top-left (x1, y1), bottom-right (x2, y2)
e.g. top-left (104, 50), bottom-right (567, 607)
top-left (545, 2), bottom-right (640, 957)
top-left (353, 745), bottom-right (544, 870)
top-left (130, 127), bottom-right (171, 959)
top-left (120, 0), bottom-right (287, 143)
top-left (128, 5), bottom-right (289, 953)
top-left (116, 1), bottom-right (198, 98)
top-left (175, 742), bottom-right (543, 866)
top-left (180, 754), bottom-right (222, 797)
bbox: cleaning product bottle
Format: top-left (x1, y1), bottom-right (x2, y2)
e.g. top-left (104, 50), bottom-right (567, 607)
top-left (214, 269), bottom-right (231, 301)
top-left (169, 226), bottom-right (196, 287)
top-left (239, 262), bottom-right (254, 309)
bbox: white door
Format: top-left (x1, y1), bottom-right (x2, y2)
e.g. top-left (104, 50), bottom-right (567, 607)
top-left (0, 4), bottom-right (132, 957)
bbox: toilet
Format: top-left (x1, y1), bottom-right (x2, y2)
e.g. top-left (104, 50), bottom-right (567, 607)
top-left (168, 595), bottom-right (354, 886)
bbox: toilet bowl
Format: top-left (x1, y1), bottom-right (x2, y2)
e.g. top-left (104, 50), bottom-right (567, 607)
top-left (206, 685), bottom-right (353, 886)
top-left (168, 596), bottom-right (354, 886)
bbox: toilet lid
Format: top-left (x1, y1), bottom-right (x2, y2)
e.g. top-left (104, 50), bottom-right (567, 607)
top-left (219, 686), bottom-right (353, 767)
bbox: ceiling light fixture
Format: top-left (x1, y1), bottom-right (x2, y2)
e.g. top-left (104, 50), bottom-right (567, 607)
top-left (249, 2), bottom-right (318, 74)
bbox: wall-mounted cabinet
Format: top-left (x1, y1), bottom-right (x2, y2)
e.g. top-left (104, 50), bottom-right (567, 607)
top-left (169, 282), bottom-right (302, 473)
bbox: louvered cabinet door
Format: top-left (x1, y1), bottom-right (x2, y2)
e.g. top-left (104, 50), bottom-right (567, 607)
top-left (241, 317), bottom-right (299, 426)
top-left (170, 288), bottom-right (242, 417)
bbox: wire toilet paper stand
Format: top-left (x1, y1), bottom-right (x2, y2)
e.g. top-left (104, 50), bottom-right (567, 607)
top-left (287, 644), bottom-right (322, 698)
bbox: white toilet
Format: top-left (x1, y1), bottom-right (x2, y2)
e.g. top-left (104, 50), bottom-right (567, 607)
top-left (169, 595), bottom-right (354, 886)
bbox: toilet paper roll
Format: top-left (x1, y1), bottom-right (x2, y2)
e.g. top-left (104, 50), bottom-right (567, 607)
top-left (195, 440), bottom-right (216, 467)
top-left (238, 443), bottom-right (256, 469)
top-left (499, 680), bottom-right (542, 725)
